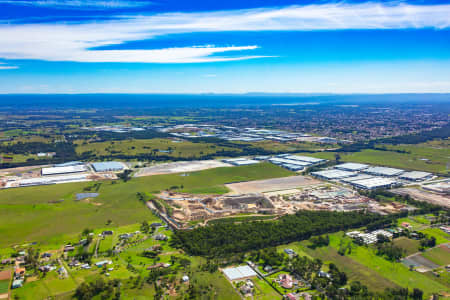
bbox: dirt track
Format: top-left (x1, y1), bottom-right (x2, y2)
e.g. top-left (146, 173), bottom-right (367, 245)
top-left (225, 175), bottom-right (321, 194)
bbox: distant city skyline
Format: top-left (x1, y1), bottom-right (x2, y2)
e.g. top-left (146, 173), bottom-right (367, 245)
top-left (0, 0), bottom-right (450, 94)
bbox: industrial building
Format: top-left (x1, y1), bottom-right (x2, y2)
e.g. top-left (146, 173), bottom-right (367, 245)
top-left (282, 164), bottom-right (305, 171)
top-left (399, 171), bottom-right (433, 182)
top-left (363, 166), bottom-right (404, 177)
top-left (222, 158), bottom-right (259, 166)
top-left (340, 174), bottom-right (374, 184)
top-left (349, 177), bottom-right (398, 190)
top-left (222, 265), bottom-right (257, 281)
top-left (41, 165), bottom-right (87, 176)
top-left (19, 174), bottom-right (89, 187)
top-left (311, 169), bottom-right (356, 180)
top-left (283, 155), bottom-right (327, 164)
top-left (423, 182), bottom-right (450, 195)
top-left (335, 163), bottom-right (369, 172)
top-left (54, 161), bottom-right (84, 167)
top-left (91, 161), bottom-right (125, 172)
top-left (268, 157), bottom-right (311, 166)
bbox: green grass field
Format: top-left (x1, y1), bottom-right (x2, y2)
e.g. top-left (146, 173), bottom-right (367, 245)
top-left (12, 272), bottom-right (78, 300)
top-left (324, 233), bottom-right (449, 296)
top-left (0, 163), bottom-right (292, 247)
top-left (252, 277), bottom-right (282, 300)
top-left (422, 247), bottom-right (450, 266)
top-left (419, 228), bottom-right (450, 245)
top-left (0, 280), bottom-right (9, 294)
top-left (393, 237), bottom-right (421, 256)
top-left (295, 238), bottom-right (399, 292)
top-left (337, 140), bottom-right (450, 173)
top-left (75, 138), bottom-right (240, 159)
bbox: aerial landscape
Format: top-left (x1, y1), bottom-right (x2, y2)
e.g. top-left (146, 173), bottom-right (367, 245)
top-left (0, 1), bottom-right (449, 300)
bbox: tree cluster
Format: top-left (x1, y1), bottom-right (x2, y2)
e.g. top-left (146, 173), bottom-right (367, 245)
top-left (171, 210), bottom-right (389, 257)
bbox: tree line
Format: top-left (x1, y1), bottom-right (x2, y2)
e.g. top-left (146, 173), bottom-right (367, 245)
top-left (170, 210), bottom-right (395, 258)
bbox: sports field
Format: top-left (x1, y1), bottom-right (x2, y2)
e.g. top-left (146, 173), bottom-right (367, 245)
top-left (0, 163), bottom-right (292, 247)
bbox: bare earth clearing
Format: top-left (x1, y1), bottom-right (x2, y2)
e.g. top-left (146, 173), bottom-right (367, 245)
top-left (225, 175), bottom-right (320, 194)
top-left (393, 188), bottom-right (450, 208)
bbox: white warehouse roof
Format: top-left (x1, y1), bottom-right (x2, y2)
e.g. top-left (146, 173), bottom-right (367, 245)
top-left (283, 155), bottom-right (326, 163)
top-left (42, 165), bottom-right (87, 176)
top-left (350, 177), bottom-right (397, 189)
top-left (335, 163), bottom-right (369, 171)
top-left (311, 169), bottom-right (356, 180)
top-left (340, 174), bottom-right (374, 183)
top-left (222, 265), bottom-right (257, 281)
top-left (399, 171), bottom-right (432, 181)
top-left (269, 157), bottom-right (311, 166)
top-left (92, 161), bottom-right (125, 172)
top-left (364, 166), bottom-right (404, 177)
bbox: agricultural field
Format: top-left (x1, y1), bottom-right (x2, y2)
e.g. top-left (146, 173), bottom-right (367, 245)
top-left (422, 246), bottom-right (450, 266)
top-left (0, 163), bottom-right (292, 247)
top-left (74, 138), bottom-right (240, 159)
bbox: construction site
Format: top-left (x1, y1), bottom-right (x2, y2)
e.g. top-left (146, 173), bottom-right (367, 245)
top-left (156, 191), bottom-right (274, 228)
top-left (151, 175), bottom-right (416, 229)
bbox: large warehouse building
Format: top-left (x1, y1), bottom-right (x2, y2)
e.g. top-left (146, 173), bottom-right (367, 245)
top-left (283, 155), bottom-right (327, 164)
top-left (363, 166), bottom-right (404, 177)
top-left (91, 161), bottom-right (125, 172)
top-left (349, 177), bottom-right (398, 190)
top-left (41, 165), bottom-right (87, 176)
top-left (399, 171), bottom-right (433, 182)
top-left (311, 169), bottom-right (356, 180)
top-left (335, 163), bottom-right (369, 172)
top-left (222, 158), bottom-right (259, 166)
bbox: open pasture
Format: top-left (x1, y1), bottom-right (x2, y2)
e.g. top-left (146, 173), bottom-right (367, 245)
top-left (0, 163), bottom-right (291, 247)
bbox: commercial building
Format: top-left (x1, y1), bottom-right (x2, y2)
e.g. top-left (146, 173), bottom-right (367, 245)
top-left (311, 169), bottom-right (356, 180)
top-left (335, 163), bottom-right (369, 172)
top-left (41, 165), bottom-right (87, 176)
top-left (364, 166), bottom-right (404, 177)
top-left (222, 265), bottom-right (257, 281)
top-left (91, 161), bottom-right (125, 172)
top-left (349, 177), bottom-right (398, 190)
top-left (399, 171), bottom-right (433, 182)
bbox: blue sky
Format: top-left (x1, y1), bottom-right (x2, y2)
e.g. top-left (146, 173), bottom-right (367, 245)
top-left (0, 0), bottom-right (449, 93)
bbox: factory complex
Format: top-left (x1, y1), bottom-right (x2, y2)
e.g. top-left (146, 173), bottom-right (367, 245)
top-left (154, 124), bottom-right (349, 144)
top-left (1, 161), bottom-right (126, 189)
top-left (312, 162), bottom-right (435, 190)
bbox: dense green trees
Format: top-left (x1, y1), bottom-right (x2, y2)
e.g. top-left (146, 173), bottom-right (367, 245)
top-left (376, 243), bottom-right (405, 261)
top-left (171, 211), bottom-right (390, 257)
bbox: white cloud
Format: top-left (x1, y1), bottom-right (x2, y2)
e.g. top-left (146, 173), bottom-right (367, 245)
top-left (0, 62), bottom-right (18, 69)
top-left (0, 0), bottom-right (151, 9)
top-left (0, 2), bottom-right (449, 63)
